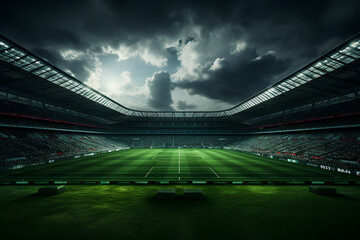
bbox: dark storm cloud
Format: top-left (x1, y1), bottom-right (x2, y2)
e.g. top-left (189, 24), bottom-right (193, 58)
top-left (3, 0), bottom-right (359, 58)
top-left (177, 100), bottom-right (196, 110)
top-left (165, 47), bottom-right (180, 70)
top-left (1, 0), bottom-right (359, 109)
top-left (175, 47), bottom-right (291, 104)
top-left (146, 71), bottom-right (174, 111)
top-left (30, 47), bottom-right (94, 82)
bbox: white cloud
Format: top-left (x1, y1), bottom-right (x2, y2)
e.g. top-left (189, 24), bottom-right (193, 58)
top-left (210, 58), bottom-right (226, 71)
top-left (178, 41), bottom-right (202, 77)
top-left (60, 49), bottom-right (85, 61)
top-left (231, 41), bottom-right (247, 54)
top-left (56, 25), bottom-right (254, 111)
top-left (102, 44), bottom-right (167, 67)
top-left (172, 25), bottom-right (247, 84)
top-left (103, 71), bottom-right (146, 97)
top-left (141, 49), bottom-right (167, 67)
top-left (96, 70), bottom-right (147, 109)
top-left (253, 50), bottom-right (277, 61)
top-left (171, 88), bottom-right (232, 111)
top-left (84, 55), bottom-right (102, 90)
top-left (105, 71), bottom-right (130, 92)
top-left (64, 69), bottom-right (75, 77)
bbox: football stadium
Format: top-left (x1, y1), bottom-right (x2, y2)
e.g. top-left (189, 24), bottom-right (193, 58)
top-left (1, 1), bottom-right (360, 240)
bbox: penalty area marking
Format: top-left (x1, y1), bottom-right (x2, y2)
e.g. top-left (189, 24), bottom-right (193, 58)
top-left (209, 167), bottom-right (220, 178)
top-left (195, 150), bottom-right (205, 159)
top-left (145, 167), bottom-right (154, 178)
top-left (151, 150), bottom-right (165, 160)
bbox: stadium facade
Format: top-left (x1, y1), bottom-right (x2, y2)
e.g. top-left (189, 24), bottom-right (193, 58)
top-left (0, 33), bottom-right (360, 176)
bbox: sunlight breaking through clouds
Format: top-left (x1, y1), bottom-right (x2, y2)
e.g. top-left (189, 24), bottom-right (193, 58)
top-left (2, 0), bottom-right (358, 111)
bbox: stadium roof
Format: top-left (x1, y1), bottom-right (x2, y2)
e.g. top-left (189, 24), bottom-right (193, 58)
top-left (0, 33), bottom-right (359, 121)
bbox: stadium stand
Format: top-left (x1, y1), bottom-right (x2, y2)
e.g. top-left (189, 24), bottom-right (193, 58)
top-left (0, 129), bottom-right (128, 168)
top-left (226, 130), bottom-right (360, 170)
top-left (0, 33), bottom-right (360, 176)
top-left (246, 98), bottom-right (360, 132)
top-left (114, 135), bottom-right (236, 148)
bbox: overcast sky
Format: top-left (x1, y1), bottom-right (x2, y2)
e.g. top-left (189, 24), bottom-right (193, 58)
top-left (1, 0), bottom-right (359, 111)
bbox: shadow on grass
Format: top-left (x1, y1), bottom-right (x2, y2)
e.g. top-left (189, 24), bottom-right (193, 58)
top-left (327, 193), bottom-right (353, 199)
top-left (311, 192), bottom-right (353, 199)
top-left (10, 192), bottom-right (60, 204)
top-left (146, 195), bottom-right (208, 205)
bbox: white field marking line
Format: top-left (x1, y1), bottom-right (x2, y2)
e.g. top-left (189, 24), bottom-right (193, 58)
top-left (178, 149), bottom-right (181, 174)
top-left (151, 150), bottom-right (163, 160)
top-left (195, 150), bottom-right (205, 159)
top-left (152, 156), bottom-right (176, 158)
top-left (178, 149), bottom-right (181, 180)
top-left (145, 167), bottom-right (154, 178)
top-left (209, 167), bottom-right (220, 178)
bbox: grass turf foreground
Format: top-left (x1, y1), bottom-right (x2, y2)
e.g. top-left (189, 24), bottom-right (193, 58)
top-left (0, 185), bottom-right (360, 240)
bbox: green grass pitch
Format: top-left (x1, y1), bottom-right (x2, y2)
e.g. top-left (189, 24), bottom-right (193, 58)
top-left (1, 149), bottom-right (360, 240)
top-left (1, 149), bottom-right (358, 182)
top-left (1, 185), bottom-right (360, 240)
